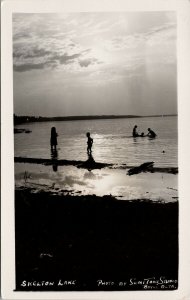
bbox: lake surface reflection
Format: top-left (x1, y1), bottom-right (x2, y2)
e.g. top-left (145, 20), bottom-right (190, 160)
top-left (15, 163), bottom-right (178, 203)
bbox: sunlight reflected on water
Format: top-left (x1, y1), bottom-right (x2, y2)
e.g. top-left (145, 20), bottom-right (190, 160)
top-left (15, 163), bottom-right (178, 202)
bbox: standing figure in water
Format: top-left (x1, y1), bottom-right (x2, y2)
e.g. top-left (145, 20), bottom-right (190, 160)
top-left (86, 132), bottom-right (93, 154)
top-left (147, 128), bottom-right (157, 138)
top-left (50, 127), bottom-right (58, 150)
top-left (132, 125), bottom-right (139, 137)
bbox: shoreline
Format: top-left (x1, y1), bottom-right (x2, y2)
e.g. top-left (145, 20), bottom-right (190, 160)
top-left (14, 156), bottom-right (178, 173)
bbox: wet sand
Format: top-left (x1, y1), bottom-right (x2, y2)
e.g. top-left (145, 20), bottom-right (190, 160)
top-left (15, 187), bottom-right (178, 291)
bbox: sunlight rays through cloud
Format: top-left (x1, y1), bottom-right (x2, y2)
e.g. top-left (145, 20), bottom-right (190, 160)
top-left (13, 12), bottom-right (177, 116)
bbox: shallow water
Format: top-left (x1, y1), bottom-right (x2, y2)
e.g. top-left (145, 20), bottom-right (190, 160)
top-left (15, 163), bottom-right (178, 202)
top-left (14, 116), bottom-right (177, 167)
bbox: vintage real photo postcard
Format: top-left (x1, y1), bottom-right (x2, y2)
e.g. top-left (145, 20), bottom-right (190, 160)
top-left (1, 0), bottom-right (190, 299)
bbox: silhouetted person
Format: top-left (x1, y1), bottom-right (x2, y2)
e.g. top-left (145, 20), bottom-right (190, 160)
top-left (132, 125), bottom-right (139, 137)
top-left (86, 132), bottom-right (93, 154)
top-left (140, 132), bottom-right (145, 137)
top-left (147, 128), bottom-right (157, 138)
top-left (87, 151), bottom-right (95, 162)
top-left (50, 127), bottom-right (58, 150)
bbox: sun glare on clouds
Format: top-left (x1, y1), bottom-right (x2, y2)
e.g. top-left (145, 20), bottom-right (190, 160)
top-left (13, 12), bottom-right (177, 116)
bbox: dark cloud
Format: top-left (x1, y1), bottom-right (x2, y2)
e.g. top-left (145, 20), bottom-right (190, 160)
top-left (79, 59), bottom-right (92, 67)
top-left (58, 53), bottom-right (82, 64)
top-left (13, 44), bottom-right (97, 71)
top-left (79, 58), bottom-right (101, 68)
top-left (27, 48), bottom-right (52, 58)
top-left (13, 48), bottom-right (52, 59)
top-left (13, 62), bottom-right (47, 72)
top-left (46, 52), bottom-right (83, 65)
top-left (13, 52), bottom-right (83, 72)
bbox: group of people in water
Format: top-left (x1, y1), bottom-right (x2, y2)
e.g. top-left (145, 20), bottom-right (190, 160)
top-left (132, 125), bottom-right (157, 138)
top-left (50, 125), bottom-right (157, 155)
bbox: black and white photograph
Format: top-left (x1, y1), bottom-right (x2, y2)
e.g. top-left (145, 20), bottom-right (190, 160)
top-left (1, 0), bottom-right (190, 299)
top-left (13, 10), bottom-right (179, 291)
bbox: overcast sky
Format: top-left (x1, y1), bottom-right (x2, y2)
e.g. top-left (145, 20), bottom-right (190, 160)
top-left (13, 12), bottom-right (177, 117)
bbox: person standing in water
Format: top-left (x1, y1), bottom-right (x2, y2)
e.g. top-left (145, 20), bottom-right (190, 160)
top-left (147, 128), bottom-right (157, 138)
top-left (50, 127), bottom-right (58, 150)
top-left (132, 125), bottom-right (139, 137)
top-left (86, 132), bottom-right (93, 154)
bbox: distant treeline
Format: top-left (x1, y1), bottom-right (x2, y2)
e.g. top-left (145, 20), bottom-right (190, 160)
top-left (14, 114), bottom-right (177, 125)
top-left (14, 114), bottom-right (141, 125)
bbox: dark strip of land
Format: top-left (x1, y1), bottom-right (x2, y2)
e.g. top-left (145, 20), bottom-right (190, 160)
top-left (15, 189), bottom-right (178, 291)
top-left (14, 156), bottom-right (111, 169)
top-left (14, 156), bottom-right (178, 173)
top-left (14, 114), bottom-right (177, 125)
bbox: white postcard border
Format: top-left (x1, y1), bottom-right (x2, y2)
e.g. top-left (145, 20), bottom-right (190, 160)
top-left (1, 0), bottom-right (190, 299)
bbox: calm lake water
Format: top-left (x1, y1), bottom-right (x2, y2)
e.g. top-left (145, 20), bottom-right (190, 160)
top-left (14, 116), bottom-right (177, 167)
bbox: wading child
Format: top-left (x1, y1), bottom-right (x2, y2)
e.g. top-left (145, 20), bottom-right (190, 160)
top-left (86, 132), bottom-right (93, 154)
